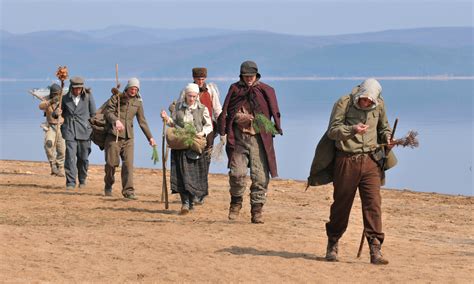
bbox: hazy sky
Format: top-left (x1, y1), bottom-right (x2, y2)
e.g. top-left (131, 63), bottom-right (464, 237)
top-left (1, 0), bottom-right (472, 35)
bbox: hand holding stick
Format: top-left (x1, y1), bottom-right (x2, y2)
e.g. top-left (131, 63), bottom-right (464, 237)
top-left (53, 66), bottom-right (68, 147)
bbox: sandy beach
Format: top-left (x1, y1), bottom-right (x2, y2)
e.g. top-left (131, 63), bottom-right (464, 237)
top-left (0, 159), bottom-right (472, 283)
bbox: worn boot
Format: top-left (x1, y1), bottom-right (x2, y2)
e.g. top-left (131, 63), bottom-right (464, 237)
top-left (228, 196), bottom-right (243, 220)
top-left (325, 239), bottom-right (339, 262)
top-left (55, 163), bottom-right (65, 177)
top-left (369, 238), bottom-right (389, 265)
top-left (50, 162), bottom-right (59, 176)
top-left (250, 203), bottom-right (264, 224)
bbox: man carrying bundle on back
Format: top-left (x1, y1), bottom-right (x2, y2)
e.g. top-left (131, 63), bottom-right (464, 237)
top-left (103, 78), bottom-right (156, 199)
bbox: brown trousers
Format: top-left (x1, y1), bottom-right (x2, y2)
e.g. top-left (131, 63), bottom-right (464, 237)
top-left (326, 153), bottom-right (385, 243)
top-left (104, 134), bottom-right (135, 196)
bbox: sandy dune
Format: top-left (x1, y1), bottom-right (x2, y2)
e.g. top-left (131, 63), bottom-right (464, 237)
top-left (0, 160), bottom-right (472, 283)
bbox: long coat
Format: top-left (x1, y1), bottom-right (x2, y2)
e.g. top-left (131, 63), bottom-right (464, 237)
top-left (218, 80), bottom-right (282, 178)
top-left (307, 95), bottom-right (397, 187)
top-left (60, 90), bottom-right (96, 141)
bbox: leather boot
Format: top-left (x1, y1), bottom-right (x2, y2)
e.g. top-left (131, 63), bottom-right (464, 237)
top-left (228, 196), bottom-right (243, 220)
top-left (325, 239), bottom-right (338, 262)
top-left (369, 238), bottom-right (389, 265)
top-left (250, 203), bottom-right (264, 224)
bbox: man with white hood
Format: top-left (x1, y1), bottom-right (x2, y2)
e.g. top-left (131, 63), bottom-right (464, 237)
top-left (324, 78), bottom-right (393, 265)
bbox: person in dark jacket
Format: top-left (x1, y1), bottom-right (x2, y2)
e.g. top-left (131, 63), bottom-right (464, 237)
top-left (103, 78), bottom-right (156, 199)
top-left (217, 61), bottom-right (282, 224)
top-left (53, 76), bottom-right (96, 190)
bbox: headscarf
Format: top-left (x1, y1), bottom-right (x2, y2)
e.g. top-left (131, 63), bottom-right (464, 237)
top-left (352, 78), bottom-right (382, 110)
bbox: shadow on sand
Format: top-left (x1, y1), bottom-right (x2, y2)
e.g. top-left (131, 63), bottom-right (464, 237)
top-left (216, 246), bottom-right (327, 261)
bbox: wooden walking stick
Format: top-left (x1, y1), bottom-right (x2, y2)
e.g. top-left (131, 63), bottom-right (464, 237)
top-left (161, 119), bottom-right (169, 209)
top-left (357, 118), bottom-right (398, 258)
top-left (53, 66), bottom-right (68, 147)
top-left (115, 64), bottom-right (121, 143)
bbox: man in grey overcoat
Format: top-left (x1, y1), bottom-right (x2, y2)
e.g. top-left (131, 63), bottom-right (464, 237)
top-left (54, 77), bottom-right (96, 190)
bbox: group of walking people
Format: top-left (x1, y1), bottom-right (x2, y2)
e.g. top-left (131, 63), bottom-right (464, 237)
top-left (38, 60), bottom-right (395, 265)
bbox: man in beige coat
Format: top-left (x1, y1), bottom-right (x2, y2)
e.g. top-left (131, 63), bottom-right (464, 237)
top-left (103, 78), bottom-right (156, 199)
top-left (38, 83), bottom-right (65, 177)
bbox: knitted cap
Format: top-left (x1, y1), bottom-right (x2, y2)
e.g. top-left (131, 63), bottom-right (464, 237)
top-left (125, 77), bottom-right (140, 91)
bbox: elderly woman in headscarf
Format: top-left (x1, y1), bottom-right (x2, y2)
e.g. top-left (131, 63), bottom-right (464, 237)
top-left (161, 83), bottom-right (213, 215)
top-left (321, 78), bottom-right (394, 265)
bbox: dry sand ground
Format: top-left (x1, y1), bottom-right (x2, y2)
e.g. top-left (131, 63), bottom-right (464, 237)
top-left (0, 160), bottom-right (473, 283)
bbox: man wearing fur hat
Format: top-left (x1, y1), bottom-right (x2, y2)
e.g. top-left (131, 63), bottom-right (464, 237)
top-left (103, 78), bottom-right (156, 199)
top-left (38, 83), bottom-right (66, 177)
top-left (177, 67), bottom-right (223, 204)
top-left (53, 76), bottom-right (96, 190)
top-left (217, 60), bottom-right (282, 224)
top-left (323, 78), bottom-right (393, 264)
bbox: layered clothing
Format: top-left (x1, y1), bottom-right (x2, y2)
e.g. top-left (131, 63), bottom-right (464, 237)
top-left (218, 80), bottom-right (282, 177)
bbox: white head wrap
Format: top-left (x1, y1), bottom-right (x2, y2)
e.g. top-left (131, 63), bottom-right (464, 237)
top-left (184, 83), bottom-right (199, 94)
top-left (352, 78), bottom-right (382, 109)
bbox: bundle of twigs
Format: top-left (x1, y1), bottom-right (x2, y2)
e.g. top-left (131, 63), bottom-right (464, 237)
top-left (381, 130), bottom-right (420, 148)
top-left (253, 113), bottom-right (279, 135)
top-left (211, 138), bottom-right (225, 162)
top-left (173, 122), bottom-right (197, 147)
top-left (151, 146), bottom-right (159, 164)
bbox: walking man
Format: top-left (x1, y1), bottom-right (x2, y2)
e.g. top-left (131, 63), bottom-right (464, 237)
top-left (38, 83), bottom-right (66, 177)
top-left (54, 77), bottom-right (96, 190)
top-left (323, 78), bottom-right (392, 264)
top-left (178, 67), bottom-right (224, 204)
top-left (103, 78), bottom-right (156, 199)
top-left (217, 60), bottom-right (282, 224)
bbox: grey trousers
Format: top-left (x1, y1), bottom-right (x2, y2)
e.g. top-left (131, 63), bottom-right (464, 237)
top-left (229, 128), bottom-right (269, 205)
top-left (65, 139), bottom-right (91, 187)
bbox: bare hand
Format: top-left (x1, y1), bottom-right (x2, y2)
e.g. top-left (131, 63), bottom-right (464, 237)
top-left (115, 120), bottom-right (125, 132)
top-left (56, 108), bottom-right (62, 116)
top-left (220, 134), bottom-right (227, 144)
top-left (353, 123), bottom-right (369, 134)
top-left (386, 134), bottom-right (395, 151)
top-left (160, 110), bottom-right (169, 122)
top-left (149, 138), bottom-right (156, 146)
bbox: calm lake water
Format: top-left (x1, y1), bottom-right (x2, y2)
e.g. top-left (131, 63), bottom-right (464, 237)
top-left (0, 79), bottom-right (472, 195)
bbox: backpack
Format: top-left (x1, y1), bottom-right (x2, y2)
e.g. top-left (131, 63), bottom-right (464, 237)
top-left (89, 96), bottom-right (113, 150)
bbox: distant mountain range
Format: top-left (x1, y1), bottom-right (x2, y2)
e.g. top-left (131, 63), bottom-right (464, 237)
top-left (1, 26), bottom-right (472, 78)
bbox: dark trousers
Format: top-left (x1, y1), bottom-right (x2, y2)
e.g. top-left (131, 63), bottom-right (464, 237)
top-left (65, 139), bottom-right (91, 187)
top-left (326, 153), bottom-right (385, 243)
top-left (104, 134), bottom-right (135, 196)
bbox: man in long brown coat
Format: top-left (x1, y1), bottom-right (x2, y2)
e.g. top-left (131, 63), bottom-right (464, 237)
top-left (218, 60), bottom-right (282, 223)
top-left (104, 78), bottom-right (156, 199)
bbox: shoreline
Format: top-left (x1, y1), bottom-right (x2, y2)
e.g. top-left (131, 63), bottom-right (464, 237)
top-left (1, 158), bottom-right (471, 198)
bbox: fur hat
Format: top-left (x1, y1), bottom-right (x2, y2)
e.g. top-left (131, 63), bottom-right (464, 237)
top-left (184, 83), bottom-right (199, 94)
top-left (69, 76), bottom-right (84, 88)
top-left (125, 77), bottom-right (140, 91)
top-left (192, 67), bottom-right (207, 78)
